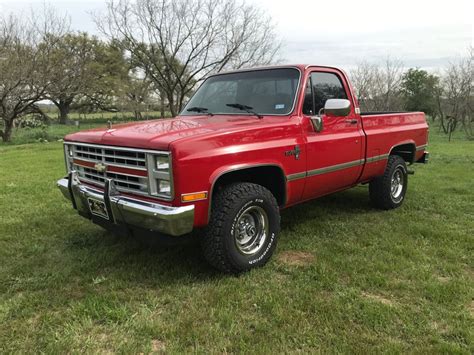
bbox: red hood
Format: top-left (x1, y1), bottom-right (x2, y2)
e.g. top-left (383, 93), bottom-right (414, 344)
top-left (64, 115), bottom-right (284, 150)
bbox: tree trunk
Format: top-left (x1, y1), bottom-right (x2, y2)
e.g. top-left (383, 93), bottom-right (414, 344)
top-left (167, 92), bottom-right (177, 117)
top-left (134, 110), bottom-right (142, 120)
top-left (1, 118), bottom-right (14, 142)
top-left (160, 94), bottom-right (165, 118)
top-left (440, 116), bottom-right (449, 134)
top-left (178, 92), bottom-right (187, 115)
top-left (58, 100), bottom-right (71, 124)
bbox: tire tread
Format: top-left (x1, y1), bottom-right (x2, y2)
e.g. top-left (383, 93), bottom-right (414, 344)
top-left (201, 182), bottom-right (279, 273)
top-left (369, 155), bottom-right (407, 210)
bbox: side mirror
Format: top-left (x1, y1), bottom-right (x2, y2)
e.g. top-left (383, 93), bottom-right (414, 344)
top-left (310, 116), bottom-right (323, 132)
top-left (324, 99), bottom-right (351, 117)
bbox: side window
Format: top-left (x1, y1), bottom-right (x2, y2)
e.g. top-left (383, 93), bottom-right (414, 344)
top-left (311, 72), bottom-right (347, 113)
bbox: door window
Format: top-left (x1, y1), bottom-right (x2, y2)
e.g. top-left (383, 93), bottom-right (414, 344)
top-left (303, 72), bottom-right (348, 115)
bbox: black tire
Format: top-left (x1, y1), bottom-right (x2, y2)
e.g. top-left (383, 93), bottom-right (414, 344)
top-left (369, 155), bottom-right (408, 210)
top-left (201, 183), bottom-right (280, 274)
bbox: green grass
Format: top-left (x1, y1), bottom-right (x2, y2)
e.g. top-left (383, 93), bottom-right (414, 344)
top-left (32, 109), bottom-right (169, 121)
top-left (3, 123), bottom-right (105, 145)
top-left (0, 130), bottom-right (473, 353)
top-left (2, 111), bottom-right (172, 145)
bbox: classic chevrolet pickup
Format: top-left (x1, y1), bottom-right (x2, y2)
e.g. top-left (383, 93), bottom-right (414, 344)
top-left (58, 64), bottom-right (429, 273)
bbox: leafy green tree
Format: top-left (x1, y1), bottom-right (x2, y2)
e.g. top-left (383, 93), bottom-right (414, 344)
top-left (0, 10), bottom-right (68, 142)
top-left (44, 33), bottom-right (126, 123)
top-left (401, 68), bottom-right (439, 116)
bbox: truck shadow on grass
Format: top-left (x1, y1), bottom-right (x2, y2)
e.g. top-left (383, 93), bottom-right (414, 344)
top-left (62, 186), bottom-right (373, 282)
top-left (281, 185), bottom-right (373, 231)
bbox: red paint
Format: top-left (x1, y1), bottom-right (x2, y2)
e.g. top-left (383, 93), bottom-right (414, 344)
top-left (65, 65), bottom-right (428, 228)
top-left (73, 158), bottom-right (148, 177)
top-left (107, 165), bottom-right (148, 177)
top-left (73, 158), bottom-right (95, 169)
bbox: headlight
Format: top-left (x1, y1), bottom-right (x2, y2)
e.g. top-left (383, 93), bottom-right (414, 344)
top-left (147, 153), bottom-right (173, 199)
top-left (155, 156), bottom-right (170, 171)
top-left (157, 180), bottom-right (171, 194)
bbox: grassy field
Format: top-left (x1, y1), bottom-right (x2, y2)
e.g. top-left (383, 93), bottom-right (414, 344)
top-left (2, 123), bottom-right (105, 145)
top-left (33, 109), bottom-right (168, 122)
top-left (0, 129), bottom-right (473, 353)
top-left (2, 111), bottom-right (170, 145)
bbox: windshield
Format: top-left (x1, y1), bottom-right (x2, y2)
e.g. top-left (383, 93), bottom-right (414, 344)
top-left (181, 68), bottom-right (300, 116)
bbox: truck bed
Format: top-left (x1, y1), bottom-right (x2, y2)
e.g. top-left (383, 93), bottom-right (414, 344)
top-left (358, 111), bottom-right (429, 182)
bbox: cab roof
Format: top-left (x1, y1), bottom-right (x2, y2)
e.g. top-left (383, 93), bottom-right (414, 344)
top-left (207, 64), bottom-right (346, 77)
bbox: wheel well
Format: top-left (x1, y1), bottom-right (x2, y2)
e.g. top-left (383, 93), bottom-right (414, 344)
top-left (211, 166), bottom-right (286, 206)
top-left (390, 143), bottom-right (415, 164)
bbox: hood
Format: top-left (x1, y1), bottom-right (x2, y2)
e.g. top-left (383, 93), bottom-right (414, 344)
top-left (65, 115), bottom-right (285, 150)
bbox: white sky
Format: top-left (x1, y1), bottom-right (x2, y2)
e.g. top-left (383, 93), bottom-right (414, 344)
top-left (1, 0), bottom-right (473, 70)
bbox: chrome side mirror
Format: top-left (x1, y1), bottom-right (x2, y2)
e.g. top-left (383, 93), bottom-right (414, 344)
top-left (324, 99), bottom-right (351, 117)
top-left (310, 116), bottom-right (323, 132)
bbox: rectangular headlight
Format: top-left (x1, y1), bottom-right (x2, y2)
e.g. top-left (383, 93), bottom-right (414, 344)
top-left (157, 179), bottom-right (171, 194)
top-left (147, 152), bottom-right (173, 200)
top-left (155, 155), bottom-right (170, 171)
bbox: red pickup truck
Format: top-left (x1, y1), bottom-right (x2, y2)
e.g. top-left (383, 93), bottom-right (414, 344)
top-left (58, 65), bottom-right (429, 273)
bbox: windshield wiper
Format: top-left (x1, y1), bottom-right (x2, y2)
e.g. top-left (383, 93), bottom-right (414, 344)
top-left (186, 106), bottom-right (213, 116)
top-left (226, 103), bottom-right (263, 119)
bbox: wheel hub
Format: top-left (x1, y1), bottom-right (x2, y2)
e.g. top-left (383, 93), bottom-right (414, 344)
top-left (390, 168), bottom-right (404, 201)
top-left (234, 206), bottom-right (269, 255)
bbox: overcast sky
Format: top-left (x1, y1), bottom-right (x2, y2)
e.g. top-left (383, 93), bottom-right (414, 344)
top-left (1, 0), bottom-right (472, 71)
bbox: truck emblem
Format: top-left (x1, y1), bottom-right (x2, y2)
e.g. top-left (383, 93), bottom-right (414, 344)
top-left (285, 145), bottom-right (300, 160)
top-left (94, 162), bottom-right (107, 173)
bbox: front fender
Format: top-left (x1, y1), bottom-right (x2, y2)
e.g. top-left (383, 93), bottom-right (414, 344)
top-left (206, 161), bottom-right (288, 223)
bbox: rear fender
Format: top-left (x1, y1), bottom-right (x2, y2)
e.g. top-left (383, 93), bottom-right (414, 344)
top-left (388, 140), bottom-right (417, 165)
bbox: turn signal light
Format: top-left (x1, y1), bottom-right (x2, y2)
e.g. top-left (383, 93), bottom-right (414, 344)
top-left (181, 192), bottom-right (208, 202)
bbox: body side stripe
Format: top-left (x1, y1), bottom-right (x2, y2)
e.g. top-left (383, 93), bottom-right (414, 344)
top-left (285, 144), bottom-right (427, 181)
top-left (306, 159), bottom-right (364, 177)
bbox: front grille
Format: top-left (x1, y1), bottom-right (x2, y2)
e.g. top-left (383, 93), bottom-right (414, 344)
top-left (68, 143), bottom-right (149, 195)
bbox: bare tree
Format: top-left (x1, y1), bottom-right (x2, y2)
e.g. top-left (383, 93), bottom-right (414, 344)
top-left (436, 46), bottom-right (473, 138)
top-left (0, 9), bottom-right (68, 142)
top-left (122, 69), bottom-right (156, 120)
top-left (350, 57), bottom-right (404, 112)
top-left (349, 61), bottom-right (377, 111)
top-left (375, 57), bottom-right (404, 111)
top-left (96, 0), bottom-right (282, 116)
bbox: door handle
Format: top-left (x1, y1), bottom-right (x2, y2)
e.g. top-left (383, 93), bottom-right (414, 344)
top-left (345, 119), bottom-right (358, 124)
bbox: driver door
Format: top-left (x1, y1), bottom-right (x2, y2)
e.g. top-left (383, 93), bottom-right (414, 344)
top-left (302, 69), bottom-right (364, 200)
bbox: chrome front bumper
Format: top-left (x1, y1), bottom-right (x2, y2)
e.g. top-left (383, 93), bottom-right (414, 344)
top-left (57, 171), bottom-right (194, 236)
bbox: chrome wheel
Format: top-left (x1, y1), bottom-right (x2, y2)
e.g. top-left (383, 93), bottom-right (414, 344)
top-left (234, 205), bottom-right (269, 255)
top-left (390, 167), bottom-right (404, 201)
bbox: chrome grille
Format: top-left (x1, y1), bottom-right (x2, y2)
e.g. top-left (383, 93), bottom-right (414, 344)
top-left (67, 143), bottom-right (149, 196)
top-left (75, 145), bottom-right (147, 169)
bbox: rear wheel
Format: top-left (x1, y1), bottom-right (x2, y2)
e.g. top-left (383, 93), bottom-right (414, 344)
top-left (201, 182), bottom-right (280, 274)
top-left (369, 155), bottom-right (408, 210)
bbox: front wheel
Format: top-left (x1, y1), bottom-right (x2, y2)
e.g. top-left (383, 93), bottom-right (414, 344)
top-left (369, 155), bottom-right (408, 210)
top-left (201, 183), bottom-right (280, 274)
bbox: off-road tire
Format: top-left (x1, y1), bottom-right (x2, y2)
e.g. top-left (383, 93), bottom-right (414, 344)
top-left (369, 155), bottom-right (408, 210)
top-left (201, 183), bottom-right (280, 274)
